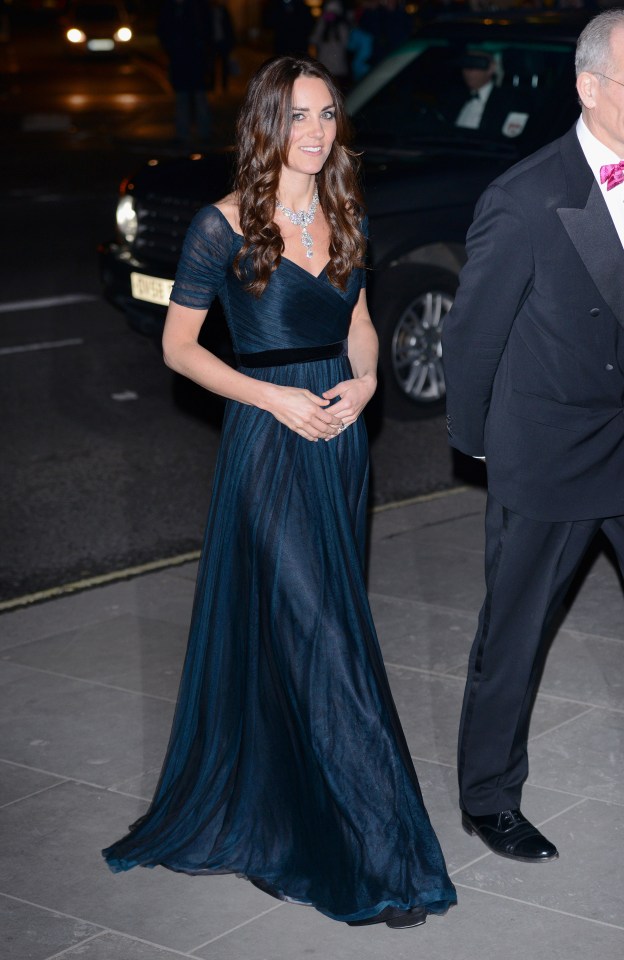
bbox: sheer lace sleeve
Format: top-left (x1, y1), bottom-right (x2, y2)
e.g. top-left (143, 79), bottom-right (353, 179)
top-left (170, 206), bottom-right (234, 310)
top-left (361, 214), bottom-right (369, 289)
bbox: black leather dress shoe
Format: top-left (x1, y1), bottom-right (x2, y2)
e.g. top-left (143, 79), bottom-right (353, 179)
top-left (462, 809), bottom-right (559, 863)
top-left (347, 905), bottom-right (427, 928)
top-left (385, 906), bottom-right (428, 929)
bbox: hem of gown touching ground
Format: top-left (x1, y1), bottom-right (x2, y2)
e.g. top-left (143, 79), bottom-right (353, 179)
top-left (102, 850), bottom-right (456, 924)
top-left (245, 874), bottom-right (456, 923)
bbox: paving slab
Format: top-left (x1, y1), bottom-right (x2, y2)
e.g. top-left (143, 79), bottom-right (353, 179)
top-left (0, 760), bottom-right (65, 808)
top-left (559, 550), bottom-right (624, 640)
top-left (50, 930), bottom-right (205, 959)
top-left (527, 707), bottom-right (624, 804)
top-left (537, 628), bottom-right (624, 709)
top-left (369, 488), bottom-right (486, 542)
top-left (371, 592), bottom-right (475, 674)
top-left (0, 663), bottom-right (174, 786)
top-left (367, 524), bottom-right (486, 612)
top-left (0, 569), bottom-right (196, 651)
top-left (0, 894), bottom-right (103, 960)
top-left (2, 613), bottom-right (187, 699)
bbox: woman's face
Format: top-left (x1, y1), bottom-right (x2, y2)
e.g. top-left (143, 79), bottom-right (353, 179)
top-left (285, 76), bottom-right (337, 177)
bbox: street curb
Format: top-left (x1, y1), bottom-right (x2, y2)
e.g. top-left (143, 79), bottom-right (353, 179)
top-left (0, 486), bottom-right (468, 612)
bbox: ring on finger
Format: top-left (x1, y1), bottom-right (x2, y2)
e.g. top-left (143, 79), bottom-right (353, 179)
top-left (337, 422), bottom-right (346, 433)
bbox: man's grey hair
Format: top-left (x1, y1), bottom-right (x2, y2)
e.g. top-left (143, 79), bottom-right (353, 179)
top-left (576, 9), bottom-right (624, 78)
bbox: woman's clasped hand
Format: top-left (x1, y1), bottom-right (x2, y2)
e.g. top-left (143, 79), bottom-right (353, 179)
top-left (265, 372), bottom-right (375, 441)
top-left (263, 384), bottom-right (343, 441)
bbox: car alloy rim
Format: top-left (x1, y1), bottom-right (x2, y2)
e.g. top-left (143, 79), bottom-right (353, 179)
top-left (390, 289), bottom-right (452, 403)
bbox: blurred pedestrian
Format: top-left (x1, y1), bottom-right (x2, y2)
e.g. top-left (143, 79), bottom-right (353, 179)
top-left (360, 0), bottom-right (412, 68)
top-left (309, 1), bottom-right (352, 89)
top-left (157, 0), bottom-right (214, 144)
top-left (267, 0), bottom-right (314, 56)
top-left (103, 53), bottom-right (457, 929)
top-left (348, 2), bottom-right (375, 82)
top-left (207, 0), bottom-right (235, 93)
top-left (443, 10), bottom-right (624, 864)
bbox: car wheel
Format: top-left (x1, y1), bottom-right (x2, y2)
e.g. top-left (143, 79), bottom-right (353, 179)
top-left (375, 265), bottom-right (457, 420)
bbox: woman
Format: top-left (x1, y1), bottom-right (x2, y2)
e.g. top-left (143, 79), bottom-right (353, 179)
top-left (309, 1), bottom-right (352, 90)
top-left (102, 55), bottom-right (456, 929)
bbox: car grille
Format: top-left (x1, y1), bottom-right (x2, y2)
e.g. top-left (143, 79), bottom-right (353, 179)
top-left (132, 193), bottom-right (205, 264)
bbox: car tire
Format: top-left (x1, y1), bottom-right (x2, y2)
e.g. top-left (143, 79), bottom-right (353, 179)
top-left (374, 265), bottom-right (457, 420)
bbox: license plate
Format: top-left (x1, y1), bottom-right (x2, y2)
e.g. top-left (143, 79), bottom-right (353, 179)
top-left (88, 39), bottom-right (115, 51)
top-left (130, 272), bottom-right (174, 306)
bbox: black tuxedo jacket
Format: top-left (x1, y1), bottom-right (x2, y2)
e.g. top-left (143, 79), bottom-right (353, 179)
top-left (445, 85), bottom-right (530, 139)
top-left (442, 124), bottom-right (624, 521)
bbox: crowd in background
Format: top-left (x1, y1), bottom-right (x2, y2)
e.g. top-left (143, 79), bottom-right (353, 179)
top-left (155, 0), bottom-right (614, 144)
top-left (307, 2), bottom-right (413, 88)
top-left (269, 1), bottom-right (414, 88)
top-left (157, 0), bottom-right (416, 143)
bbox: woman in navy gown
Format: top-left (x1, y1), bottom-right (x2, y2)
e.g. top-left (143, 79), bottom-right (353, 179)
top-left (103, 55), bottom-right (456, 929)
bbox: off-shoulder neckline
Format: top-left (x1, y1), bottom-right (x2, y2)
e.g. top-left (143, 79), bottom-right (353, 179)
top-left (209, 204), bottom-right (330, 282)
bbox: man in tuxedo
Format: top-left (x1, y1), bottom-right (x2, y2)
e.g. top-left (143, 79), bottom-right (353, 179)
top-left (445, 50), bottom-right (530, 140)
top-left (453, 51), bottom-right (499, 129)
top-left (442, 10), bottom-right (624, 862)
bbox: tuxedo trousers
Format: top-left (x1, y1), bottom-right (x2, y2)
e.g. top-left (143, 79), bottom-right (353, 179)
top-left (458, 494), bottom-right (624, 816)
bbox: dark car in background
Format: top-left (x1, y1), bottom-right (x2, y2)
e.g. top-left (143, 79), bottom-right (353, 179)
top-left (62, 0), bottom-right (134, 54)
top-left (99, 12), bottom-right (589, 418)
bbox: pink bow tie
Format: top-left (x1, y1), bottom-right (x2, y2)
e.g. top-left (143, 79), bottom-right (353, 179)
top-left (600, 161), bottom-right (624, 190)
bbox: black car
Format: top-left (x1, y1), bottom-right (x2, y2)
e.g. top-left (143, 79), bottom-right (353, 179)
top-left (62, 0), bottom-right (134, 55)
top-left (100, 12), bottom-right (589, 418)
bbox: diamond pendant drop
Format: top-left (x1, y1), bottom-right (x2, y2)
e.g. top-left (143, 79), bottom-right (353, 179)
top-left (275, 187), bottom-right (319, 261)
top-left (302, 227), bottom-right (314, 258)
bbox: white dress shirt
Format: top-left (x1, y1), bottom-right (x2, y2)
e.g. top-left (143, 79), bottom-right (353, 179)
top-left (576, 115), bottom-right (624, 248)
top-left (455, 81), bottom-right (494, 130)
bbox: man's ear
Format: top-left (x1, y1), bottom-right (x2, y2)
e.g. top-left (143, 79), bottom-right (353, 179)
top-left (577, 70), bottom-right (598, 109)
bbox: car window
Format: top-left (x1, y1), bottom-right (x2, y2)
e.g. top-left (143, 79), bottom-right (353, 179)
top-left (70, 3), bottom-right (123, 21)
top-left (348, 39), bottom-right (577, 152)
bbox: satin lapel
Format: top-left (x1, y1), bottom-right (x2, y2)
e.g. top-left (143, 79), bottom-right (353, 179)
top-left (557, 136), bottom-right (624, 326)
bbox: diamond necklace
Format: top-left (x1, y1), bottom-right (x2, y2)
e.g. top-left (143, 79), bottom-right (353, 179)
top-left (275, 187), bottom-right (320, 259)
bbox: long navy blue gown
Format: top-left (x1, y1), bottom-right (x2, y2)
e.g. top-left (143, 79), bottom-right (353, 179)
top-left (102, 207), bottom-right (457, 923)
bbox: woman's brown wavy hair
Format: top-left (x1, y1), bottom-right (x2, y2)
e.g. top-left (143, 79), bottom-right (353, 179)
top-left (232, 55), bottom-right (366, 297)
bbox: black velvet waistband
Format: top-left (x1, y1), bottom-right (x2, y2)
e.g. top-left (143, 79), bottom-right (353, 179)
top-left (236, 341), bottom-right (345, 368)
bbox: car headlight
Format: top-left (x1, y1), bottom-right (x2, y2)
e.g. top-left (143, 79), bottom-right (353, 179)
top-left (66, 28), bottom-right (87, 43)
top-left (114, 27), bottom-right (132, 42)
top-left (116, 195), bottom-right (138, 244)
